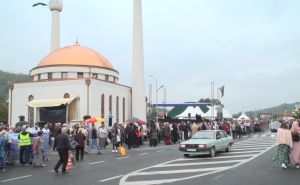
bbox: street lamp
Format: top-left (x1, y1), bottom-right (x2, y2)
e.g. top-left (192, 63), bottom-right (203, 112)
top-left (149, 75), bottom-right (163, 124)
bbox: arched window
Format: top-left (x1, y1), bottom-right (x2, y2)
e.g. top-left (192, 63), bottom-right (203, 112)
top-left (64, 93), bottom-right (70, 98)
top-left (109, 95), bottom-right (112, 115)
top-left (123, 97), bottom-right (125, 122)
top-left (28, 95), bottom-right (34, 126)
top-left (116, 96), bottom-right (119, 123)
top-left (101, 94), bottom-right (105, 119)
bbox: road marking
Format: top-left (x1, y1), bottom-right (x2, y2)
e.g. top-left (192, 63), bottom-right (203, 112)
top-left (116, 156), bottom-right (130, 160)
top-left (0, 175), bottom-right (32, 183)
top-left (233, 143), bottom-right (272, 147)
top-left (98, 175), bottom-right (123, 182)
top-left (90, 161), bottom-right (105, 165)
top-left (157, 159), bottom-right (245, 167)
top-left (119, 138), bottom-right (276, 185)
top-left (230, 144), bottom-right (276, 170)
top-left (156, 150), bottom-right (165, 153)
top-left (138, 153), bottom-right (149, 156)
top-left (213, 174), bottom-right (224, 180)
top-left (231, 145), bottom-right (270, 149)
top-left (271, 134), bottom-right (275, 138)
top-left (222, 151), bottom-right (261, 154)
top-left (131, 167), bottom-right (230, 175)
top-left (237, 140), bottom-right (275, 144)
top-left (176, 154), bottom-right (254, 161)
top-left (120, 170), bottom-right (226, 185)
top-left (231, 147), bottom-right (266, 151)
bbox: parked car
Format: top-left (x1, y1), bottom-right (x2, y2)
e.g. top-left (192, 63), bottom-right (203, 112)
top-left (179, 130), bottom-right (234, 158)
top-left (270, 121), bottom-right (281, 132)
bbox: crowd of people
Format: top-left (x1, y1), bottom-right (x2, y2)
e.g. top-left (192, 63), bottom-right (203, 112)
top-left (0, 119), bottom-right (268, 173)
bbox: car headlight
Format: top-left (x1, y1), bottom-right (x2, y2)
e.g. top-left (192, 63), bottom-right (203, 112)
top-left (198, 144), bottom-right (207, 148)
top-left (180, 144), bottom-right (186, 148)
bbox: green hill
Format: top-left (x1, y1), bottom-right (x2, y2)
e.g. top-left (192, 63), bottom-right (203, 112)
top-left (0, 70), bottom-right (31, 122)
top-left (233, 102), bottom-right (300, 118)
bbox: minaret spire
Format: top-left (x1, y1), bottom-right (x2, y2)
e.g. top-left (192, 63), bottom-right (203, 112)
top-left (132, 0), bottom-right (146, 121)
top-left (49, 0), bottom-right (63, 51)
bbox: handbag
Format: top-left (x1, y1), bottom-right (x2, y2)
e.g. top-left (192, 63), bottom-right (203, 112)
top-left (292, 133), bottom-right (300, 142)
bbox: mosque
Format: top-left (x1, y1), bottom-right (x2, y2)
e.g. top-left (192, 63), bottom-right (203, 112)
top-left (8, 0), bottom-right (146, 127)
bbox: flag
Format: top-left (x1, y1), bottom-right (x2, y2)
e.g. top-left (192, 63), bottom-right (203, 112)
top-left (220, 85), bottom-right (225, 97)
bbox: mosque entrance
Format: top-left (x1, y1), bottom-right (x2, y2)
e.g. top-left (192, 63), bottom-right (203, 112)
top-left (27, 97), bottom-right (77, 125)
top-left (40, 105), bottom-right (66, 124)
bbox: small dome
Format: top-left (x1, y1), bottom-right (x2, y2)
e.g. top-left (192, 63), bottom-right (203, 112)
top-left (37, 45), bottom-right (114, 70)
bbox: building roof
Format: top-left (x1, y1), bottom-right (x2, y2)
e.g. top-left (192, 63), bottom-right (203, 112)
top-left (36, 44), bottom-right (114, 70)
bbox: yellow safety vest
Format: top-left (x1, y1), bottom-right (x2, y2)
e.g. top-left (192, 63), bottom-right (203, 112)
top-left (19, 133), bottom-right (31, 146)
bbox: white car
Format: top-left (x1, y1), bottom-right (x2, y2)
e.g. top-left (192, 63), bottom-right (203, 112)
top-left (179, 130), bottom-right (234, 158)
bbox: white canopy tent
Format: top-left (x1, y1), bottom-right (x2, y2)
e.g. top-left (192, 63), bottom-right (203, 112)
top-left (202, 106), bottom-right (233, 119)
top-left (176, 106), bottom-right (204, 119)
top-left (237, 113), bottom-right (250, 120)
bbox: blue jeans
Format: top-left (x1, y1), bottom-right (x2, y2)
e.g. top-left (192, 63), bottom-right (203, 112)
top-left (0, 153), bottom-right (5, 169)
top-left (87, 139), bottom-right (101, 153)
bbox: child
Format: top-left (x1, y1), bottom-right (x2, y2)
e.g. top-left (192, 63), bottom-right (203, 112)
top-left (32, 131), bottom-right (46, 167)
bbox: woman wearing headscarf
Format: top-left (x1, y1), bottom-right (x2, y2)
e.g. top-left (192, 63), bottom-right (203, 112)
top-left (149, 123), bottom-right (158, 147)
top-left (111, 123), bottom-right (119, 152)
top-left (273, 122), bottom-right (293, 169)
top-left (290, 121), bottom-right (300, 168)
top-left (74, 128), bottom-right (86, 161)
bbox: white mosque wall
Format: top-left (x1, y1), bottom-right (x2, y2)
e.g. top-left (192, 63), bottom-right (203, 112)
top-left (10, 79), bottom-right (132, 127)
top-left (89, 79), bottom-right (132, 124)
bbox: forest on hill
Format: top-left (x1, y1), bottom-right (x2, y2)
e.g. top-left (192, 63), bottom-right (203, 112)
top-left (0, 70), bottom-right (31, 122)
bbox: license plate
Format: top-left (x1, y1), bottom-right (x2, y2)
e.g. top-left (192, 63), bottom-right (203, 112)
top-left (187, 148), bottom-right (197, 152)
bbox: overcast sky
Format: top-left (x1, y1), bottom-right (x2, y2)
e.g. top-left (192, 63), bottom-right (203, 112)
top-left (1, 0), bottom-right (300, 113)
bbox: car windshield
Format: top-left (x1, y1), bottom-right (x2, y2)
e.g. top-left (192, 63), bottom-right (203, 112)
top-left (192, 131), bottom-right (215, 139)
top-left (270, 121), bottom-right (281, 128)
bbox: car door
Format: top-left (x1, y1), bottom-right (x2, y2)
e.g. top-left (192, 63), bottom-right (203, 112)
top-left (219, 131), bottom-right (229, 149)
top-left (215, 131), bottom-right (224, 151)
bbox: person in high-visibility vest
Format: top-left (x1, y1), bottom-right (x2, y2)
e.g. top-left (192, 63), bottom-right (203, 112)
top-left (18, 126), bottom-right (33, 165)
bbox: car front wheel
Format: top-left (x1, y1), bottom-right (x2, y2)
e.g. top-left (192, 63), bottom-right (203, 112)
top-left (226, 144), bottom-right (231, 152)
top-left (209, 147), bottom-right (216, 157)
top-left (184, 154), bottom-right (190, 158)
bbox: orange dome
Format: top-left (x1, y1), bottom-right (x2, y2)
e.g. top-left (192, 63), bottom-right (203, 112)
top-left (37, 44), bottom-right (114, 69)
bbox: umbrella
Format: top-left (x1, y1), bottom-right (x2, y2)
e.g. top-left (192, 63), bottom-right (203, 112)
top-left (126, 117), bottom-right (146, 125)
top-left (84, 117), bottom-right (106, 124)
top-left (126, 117), bottom-right (139, 123)
top-left (137, 119), bottom-right (146, 125)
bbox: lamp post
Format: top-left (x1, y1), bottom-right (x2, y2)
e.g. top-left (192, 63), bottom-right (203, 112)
top-left (149, 75), bottom-right (163, 124)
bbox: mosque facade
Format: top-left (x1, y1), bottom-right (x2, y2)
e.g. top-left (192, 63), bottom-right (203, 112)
top-left (8, 44), bottom-right (132, 127)
top-left (8, 0), bottom-right (146, 127)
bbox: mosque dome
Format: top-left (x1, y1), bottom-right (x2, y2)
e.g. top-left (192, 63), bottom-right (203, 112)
top-left (37, 44), bottom-right (114, 70)
top-left (30, 44), bottom-right (119, 82)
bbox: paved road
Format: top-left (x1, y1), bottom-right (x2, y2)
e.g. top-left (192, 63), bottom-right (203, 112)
top-left (1, 132), bottom-right (297, 185)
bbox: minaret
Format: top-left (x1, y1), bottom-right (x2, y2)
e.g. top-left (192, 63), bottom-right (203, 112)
top-left (132, 0), bottom-right (146, 121)
top-left (49, 0), bottom-right (63, 51)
